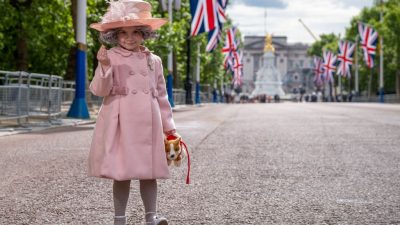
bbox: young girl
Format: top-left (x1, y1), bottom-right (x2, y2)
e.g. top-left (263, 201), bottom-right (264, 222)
top-left (88, 1), bottom-right (179, 224)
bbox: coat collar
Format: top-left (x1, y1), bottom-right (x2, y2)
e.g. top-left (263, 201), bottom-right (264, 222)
top-left (111, 46), bottom-right (152, 57)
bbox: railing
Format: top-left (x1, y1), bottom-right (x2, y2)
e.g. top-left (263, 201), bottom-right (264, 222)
top-left (63, 81), bottom-right (213, 107)
top-left (353, 94), bottom-right (400, 103)
top-left (0, 71), bottom-right (63, 123)
top-left (0, 70), bottom-right (214, 124)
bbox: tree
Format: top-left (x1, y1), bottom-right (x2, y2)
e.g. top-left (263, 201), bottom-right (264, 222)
top-left (0, 0), bottom-right (229, 92)
top-left (307, 33), bottom-right (339, 57)
top-left (0, 0), bottom-right (74, 75)
top-left (344, 0), bottom-right (400, 95)
top-left (308, 0), bottom-right (400, 97)
top-left (382, 0), bottom-right (400, 95)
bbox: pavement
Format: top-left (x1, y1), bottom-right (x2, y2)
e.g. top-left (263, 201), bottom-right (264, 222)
top-left (1, 103), bottom-right (400, 225)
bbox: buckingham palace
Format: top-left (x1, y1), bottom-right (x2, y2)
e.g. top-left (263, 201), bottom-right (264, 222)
top-left (242, 35), bottom-right (314, 96)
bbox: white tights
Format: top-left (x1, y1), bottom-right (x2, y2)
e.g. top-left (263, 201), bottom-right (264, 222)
top-left (113, 179), bottom-right (157, 225)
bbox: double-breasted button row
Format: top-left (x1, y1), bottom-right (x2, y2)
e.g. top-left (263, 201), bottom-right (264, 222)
top-left (128, 70), bottom-right (148, 76)
top-left (131, 89), bottom-right (151, 95)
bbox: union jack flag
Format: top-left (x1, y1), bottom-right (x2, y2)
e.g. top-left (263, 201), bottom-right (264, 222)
top-left (220, 27), bottom-right (242, 87)
top-left (190, 0), bottom-right (226, 37)
top-left (358, 22), bottom-right (378, 68)
top-left (322, 50), bottom-right (337, 83)
top-left (222, 27), bottom-right (239, 72)
top-left (205, 0), bottom-right (227, 52)
top-left (336, 40), bottom-right (355, 78)
top-left (232, 50), bottom-right (243, 87)
top-left (313, 57), bottom-right (324, 86)
top-left (190, 0), bottom-right (227, 52)
top-left (206, 30), bottom-right (222, 52)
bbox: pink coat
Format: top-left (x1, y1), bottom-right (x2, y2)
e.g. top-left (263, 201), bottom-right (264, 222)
top-left (88, 46), bottom-right (175, 181)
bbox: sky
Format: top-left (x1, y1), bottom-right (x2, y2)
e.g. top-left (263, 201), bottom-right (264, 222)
top-left (226, 0), bottom-right (374, 44)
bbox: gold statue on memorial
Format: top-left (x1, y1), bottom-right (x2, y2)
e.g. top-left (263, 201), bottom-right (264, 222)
top-left (264, 34), bottom-right (275, 53)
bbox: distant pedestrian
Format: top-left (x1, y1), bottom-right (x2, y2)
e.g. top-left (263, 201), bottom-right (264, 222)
top-left (274, 94), bottom-right (280, 103)
top-left (259, 94), bottom-right (266, 103)
top-left (212, 89), bottom-right (218, 103)
top-left (349, 91), bottom-right (353, 102)
top-left (88, 1), bottom-right (180, 224)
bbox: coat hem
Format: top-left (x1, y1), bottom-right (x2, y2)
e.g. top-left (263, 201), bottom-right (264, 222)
top-left (88, 174), bottom-right (170, 181)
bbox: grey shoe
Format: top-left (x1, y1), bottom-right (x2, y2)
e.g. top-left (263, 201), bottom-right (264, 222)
top-left (152, 215), bottom-right (168, 225)
top-left (145, 214), bottom-right (168, 225)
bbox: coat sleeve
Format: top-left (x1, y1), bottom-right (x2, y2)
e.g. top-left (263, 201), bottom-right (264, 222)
top-left (89, 64), bottom-right (113, 97)
top-left (155, 56), bottom-right (176, 132)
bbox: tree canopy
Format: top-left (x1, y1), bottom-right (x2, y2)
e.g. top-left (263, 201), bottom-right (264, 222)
top-left (308, 0), bottom-right (400, 95)
top-left (0, 0), bottom-right (237, 88)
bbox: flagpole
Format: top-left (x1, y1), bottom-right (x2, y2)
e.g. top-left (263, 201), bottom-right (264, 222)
top-left (354, 34), bottom-right (360, 96)
top-left (368, 68), bottom-right (373, 100)
top-left (67, 0), bottom-right (89, 119)
top-left (264, 9), bottom-right (267, 34)
top-left (379, 0), bottom-right (384, 103)
top-left (355, 34), bottom-right (359, 96)
top-left (339, 74), bottom-right (342, 101)
top-left (166, 0), bottom-right (175, 107)
top-left (220, 76), bottom-right (224, 103)
top-left (348, 75), bottom-right (351, 101)
top-left (185, 29), bottom-right (193, 104)
top-left (195, 43), bottom-right (201, 104)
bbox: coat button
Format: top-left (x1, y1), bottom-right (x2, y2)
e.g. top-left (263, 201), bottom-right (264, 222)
top-left (129, 71), bottom-right (135, 75)
top-left (143, 89), bottom-right (149, 94)
top-left (131, 89), bottom-right (137, 94)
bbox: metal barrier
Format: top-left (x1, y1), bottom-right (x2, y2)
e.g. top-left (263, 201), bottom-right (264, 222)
top-left (1, 70), bottom-right (213, 124)
top-left (62, 81), bottom-right (103, 108)
top-left (0, 71), bottom-right (29, 122)
top-left (353, 94), bottom-right (400, 103)
top-left (172, 84), bottom-right (212, 105)
top-left (173, 89), bottom-right (186, 105)
top-left (62, 82), bottom-right (211, 108)
top-left (0, 71), bottom-right (63, 123)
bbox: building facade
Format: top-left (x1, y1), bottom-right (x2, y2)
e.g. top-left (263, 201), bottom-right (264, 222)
top-left (242, 35), bottom-right (314, 95)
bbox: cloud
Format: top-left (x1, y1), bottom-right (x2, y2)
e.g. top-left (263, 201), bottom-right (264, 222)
top-left (338, 0), bottom-right (374, 8)
top-left (233, 0), bottom-right (288, 8)
top-left (226, 0), bottom-right (373, 43)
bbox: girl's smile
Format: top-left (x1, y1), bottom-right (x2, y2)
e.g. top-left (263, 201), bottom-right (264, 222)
top-left (117, 27), bottom-right (144, 51)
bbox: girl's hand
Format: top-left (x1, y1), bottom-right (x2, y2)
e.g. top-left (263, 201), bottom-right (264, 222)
top-left (97, 45), bottom-right (111, 66)
top-left (165, 129), bottom-right (177, 136)
top-left (165, 130), bottom-right (181, 139)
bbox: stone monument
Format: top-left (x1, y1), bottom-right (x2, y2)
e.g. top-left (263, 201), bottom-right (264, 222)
top-left (251, 34), bottom-right (285, 97)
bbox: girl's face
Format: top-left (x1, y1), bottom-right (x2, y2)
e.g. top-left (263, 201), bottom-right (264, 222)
top-left (117, 27), bottom-right (144, 51)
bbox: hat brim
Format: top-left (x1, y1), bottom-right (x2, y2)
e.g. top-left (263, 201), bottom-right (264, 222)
top-left (90, 18), bottom-right (168, 32)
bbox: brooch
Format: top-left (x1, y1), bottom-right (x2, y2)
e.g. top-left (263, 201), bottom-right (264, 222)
top-left (147, 55), bottom-right (155, 71)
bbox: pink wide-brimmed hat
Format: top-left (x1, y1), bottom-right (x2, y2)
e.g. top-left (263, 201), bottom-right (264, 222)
top-left (90, 0), bottom-right (167, 32)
